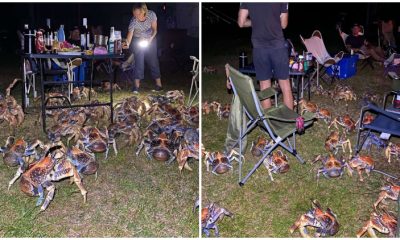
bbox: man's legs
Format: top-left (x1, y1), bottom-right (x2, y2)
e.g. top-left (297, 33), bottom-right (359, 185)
top-left (278, 79), bottom-right (294, 110)
top-left (259, 80), bottom-right (272, 109)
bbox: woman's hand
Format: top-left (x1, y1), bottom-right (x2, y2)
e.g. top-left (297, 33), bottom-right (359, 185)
top-left (122, 41), bottom-right (130, 49)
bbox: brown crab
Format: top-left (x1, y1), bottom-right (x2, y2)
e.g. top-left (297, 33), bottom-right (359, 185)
top-left (263, 149), bottom-right (290, 181)
top-left (385, 142), bottom-right (400, 163)
top-left (361, 113), bottom-right (375, 125)
top-left (204, 150), bottom-right (240, 175)
top-left (373, 179), bottom-right (400, 210)
top-left (76, 126), bottom-right (117, 159)
top-left (0, 136), bottom-right (27, 167)
top-left (217, 103), bottom-right (231, 119)
top-left (202, 101), bottom-right (211, 115)
top-left (313, 154), bottom-right (349, 183)
top-left (290, 199), bottom-right (340, 238)
top-left (67, 145), bottom-right (98, 177)
top-left (328, 114), bottom-right (356, 133)
top-left (165, 90), bottom-right (185, 105)
top-left (324, 131), bottom-right (352, 156)
top-left (136, 130), bottom-right (176, 162)
top-left (315, 108), bottom-right (332, 124)
top-left (101, 82), bottom-right (121, 91)
top-left (0, 78), bottom-right (25, 131)
top-left (347, 155), bottom-right (374, 182)
top-left (20, 145), bottom-right (87, 211)
top-left (298, 99), bottom-right (318, 115)
top-left (250, 135), bottom-right (274, 157)
top-left (357, 211), bottom-right (397, 238)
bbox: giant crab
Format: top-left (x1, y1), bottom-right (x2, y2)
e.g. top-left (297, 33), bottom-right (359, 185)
top-left (298, 99), bottom-right (318, 115)
top-left (76, 126), bottom-right (117, 160)
top-left (357, 211), bottom-right (397, 238)
top-left (0, 136), bottom-right (27, 167)
top-left (250, 135), bottom-right (274, 158)
top-left (385, 142), bottom-right (400, 163)
top-left (67, 145), bottom-right (98, 177)
top-left (0, 78), bottom-right (25, 132)
top-left (19, 145), bottom-right (87, 211)
top-left (217, 103), bottom-right (231, 120)
top-left (290, 200), bottom-right (340, 238)
top-left (176, 128), bottom-right (199, 173)
top-left (313, 154), bottom-right (348, 183)
top-left (328, 114), bottom-right (357, 134)
top-left (204, 150), bottom-right (240, 175)
top-left (202, 203), bottom-right (233, 237)
top-left (136, 130), bottom-right (176, 163)
top-left (315, 108), bottom-right (332, 124)
top-left (347, 155), bottom-right (374, 182)
top-left (263, 150), bottom-right (290, 181)
top-left (373, 179), bottom-right (400, 210)
top-left (324, 131), bottom-right (352, 156)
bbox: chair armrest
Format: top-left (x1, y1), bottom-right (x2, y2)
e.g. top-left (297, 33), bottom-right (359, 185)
top-left (257, 87), bottom-right (277, 101)
top-left (383, 91), bottom-right (400, 110)
top-left (362, 103), bottom-right (400, 121)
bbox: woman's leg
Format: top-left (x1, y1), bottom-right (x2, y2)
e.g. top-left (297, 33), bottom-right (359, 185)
top-left (133, 41), bottom-right (145, 89)
top-left (145, 39), bottom-right (162, 88)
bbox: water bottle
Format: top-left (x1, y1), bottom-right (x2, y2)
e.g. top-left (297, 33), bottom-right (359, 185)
top-left (58, 25), bottom-right (65, 42)
top-left (108, 27), bottom-right (115, 54)
top-left (239, 51), bottom-right (247, 68)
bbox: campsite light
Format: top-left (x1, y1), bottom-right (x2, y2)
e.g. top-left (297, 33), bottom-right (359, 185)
top-left (138, 39), bottom-right (149, 48)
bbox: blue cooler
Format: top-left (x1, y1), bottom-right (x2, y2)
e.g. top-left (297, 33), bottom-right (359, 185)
top-left (326, 54), bottom-right (359, 79)
top-left (52, 61), bottom-right (87, 86)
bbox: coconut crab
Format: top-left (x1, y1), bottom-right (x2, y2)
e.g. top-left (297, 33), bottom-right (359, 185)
top-left (324, 131), bottom-right (352, 156)
top-left (0, 78), bottom-right (25, 132)
top-left (204, 150), bottom-right (241, 175)
top-left (357, 211), bottom-right (397, 238)
top-left (202, 101), bottom-right (211, 115)
top-left (328, 114), bottom-right (357, 133)
top-left (298, 99), bottom-right (318, 115)
top-left (263, 150), bottom-right (290, 181)
top-left (176, 128), bottom-right (199, 173)
top-left (202, 203), bottom-right (233, 237)
top-left (217, 103), bottom-right (231, 120)
top-left (315, 108), bottom-right (332, 124)
top-left (312, 154), bottom-right (349, 183)
top-left (250, 135), bottom-right (274, 157)
top-left (135, 131), bottom-right (176, 163)
top-left (373, 179), bottom-right (400, 210)
top-left (289, 199), bottom-right (340, 238)
top-left (385, 142), bottom-right (400, 163)
top-left (67, 145), bottom-right (98, 177)
top-left (76, 126), bottom-right (117, 160)
top-left (19, 145), bottom-right (87, 211)
top-left (347, 155), bottom-right (374, 182)
top-left (101, 82), bottom-right (121, 92)
top-left (165, 90), bottom-right (185, 105)
top-left (0, 136), bottom-right (27, 167)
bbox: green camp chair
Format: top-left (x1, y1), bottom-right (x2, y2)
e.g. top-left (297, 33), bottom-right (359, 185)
top-left (226, 64), bottom-right (315, 186)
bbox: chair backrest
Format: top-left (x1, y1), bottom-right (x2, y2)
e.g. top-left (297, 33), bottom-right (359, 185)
top-left (226, 64), bottom-right (263, 120)
top-left (300, 30), bottom-right (333, 65)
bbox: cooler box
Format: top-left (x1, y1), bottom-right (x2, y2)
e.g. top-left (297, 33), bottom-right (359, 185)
top-left (326, 54), bottom-right (359, 79)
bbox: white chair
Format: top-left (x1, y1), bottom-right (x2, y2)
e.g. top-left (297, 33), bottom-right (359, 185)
top-left (22, 58), bottom-right (37, 108)
top-left (300, 30), bottom-right (344, 85)
top-left (187, 56), bottom-right (199, 107)
top-left (66, 58), bottom-right (83, 102)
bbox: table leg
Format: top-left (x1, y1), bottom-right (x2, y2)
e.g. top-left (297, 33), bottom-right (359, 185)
top-left (296, 75), bottom-right (300, 113)
top-left (89, 60), bottom-right (94, 101)
top-left (110, 59), bottom-right (114, 123)
top-left (40, 58), bottom-right (46, 132)
top-left (21, 56), bottom-right (27, 113)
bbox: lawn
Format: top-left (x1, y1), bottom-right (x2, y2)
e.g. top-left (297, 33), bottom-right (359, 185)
top-left (0, 56), bottom-right (199, 237)
top-left (202, 52), bottom-right (400, 237)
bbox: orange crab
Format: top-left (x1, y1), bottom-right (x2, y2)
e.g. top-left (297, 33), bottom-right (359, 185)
top-left (315, 108), bottom-right (332, 124)
top-left (328, 114), bottom-right (356, 133)
top-left (373, 180), bottom-right (400, 210)
top-left (347, 155), bottom-right (374, 182)
top-left (324, 131), bottom-right (352, 156)
top-left (298, 99), bottom-right (318, 115)
top-left (263, 150), bottom-right (290, 181)
top-left (357, 211), bottom-right (397, 238)
top-left (290, 199), bottom-right (339, 238)
top-left (250, 135), bottom-right (274, 157)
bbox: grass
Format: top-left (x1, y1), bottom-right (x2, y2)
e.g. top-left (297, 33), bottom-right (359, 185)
top-left (0, 59), bottom-right (199, 237)
top-left (202, 52), bottom-right (400, 237)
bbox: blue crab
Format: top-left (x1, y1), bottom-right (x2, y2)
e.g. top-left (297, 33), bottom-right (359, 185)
top-left (263, 149), bottom-right (290, 181)
top-left (357, 211), bottom-right (397, 238)
top-left (313, 154), bottom-right (349, 183)
top-left (202, 203), bottom-right (233, 237)
top-left (204, 150), bottom-right (241, 175)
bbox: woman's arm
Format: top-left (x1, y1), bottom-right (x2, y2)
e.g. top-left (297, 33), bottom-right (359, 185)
top-left (237, 9), bottom-right (251, 28)
top-left (149, 20), bottom-right (157, 43)
top-left (124, 30), bottom-right (134, 49)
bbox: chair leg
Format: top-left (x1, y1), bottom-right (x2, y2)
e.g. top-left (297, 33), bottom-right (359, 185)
top-left (239, 141), bottom-right (280, 186)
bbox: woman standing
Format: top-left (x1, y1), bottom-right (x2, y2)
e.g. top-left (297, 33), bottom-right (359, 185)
top-left (124, 3), bottom-right (162, 93)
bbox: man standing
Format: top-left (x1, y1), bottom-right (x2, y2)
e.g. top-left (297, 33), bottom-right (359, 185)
top-left (237, 2), bottom-right (293, 109)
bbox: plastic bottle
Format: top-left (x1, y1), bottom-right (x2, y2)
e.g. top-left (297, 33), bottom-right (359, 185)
top-left (58, 25), bottom-right (65, 42)
top-left (108, 27), bottom-right (115, 54)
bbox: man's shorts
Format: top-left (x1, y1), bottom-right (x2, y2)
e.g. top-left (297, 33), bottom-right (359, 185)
top-left (253, 47), bottom-right (289, 81)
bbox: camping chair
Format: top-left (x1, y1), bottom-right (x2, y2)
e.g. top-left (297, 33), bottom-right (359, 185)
top-left (300, 30), bottom-right (344, 85)
top-left (187, 56), bottom-right (199, 107)
top-left (226, 64), bottom-right (315, 186)
top-left (22, 57), bottom-right (38, 109)
top-left (355, 96), bottom-right (400, 154)
top-left (337, 26), bottom-right (374, 70)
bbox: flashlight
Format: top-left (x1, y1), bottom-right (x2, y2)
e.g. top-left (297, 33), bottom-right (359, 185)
top-left (138, 40), bottom-right (149, 48)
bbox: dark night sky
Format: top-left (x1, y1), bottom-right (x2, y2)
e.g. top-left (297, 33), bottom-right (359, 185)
top-left (202, 2), bottom-right (400, 53)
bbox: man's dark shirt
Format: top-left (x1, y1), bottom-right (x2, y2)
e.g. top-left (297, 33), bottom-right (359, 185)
top-left (345, 35), bottom-right (365, 49)
top-left (240, 2), bottom-right (288, 49)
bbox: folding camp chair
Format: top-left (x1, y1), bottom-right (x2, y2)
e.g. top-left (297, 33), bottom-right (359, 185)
top-left (300, 30), bottom-right (344, 85)
top-left (187, 56), bottom-right (199, 107)
top-left (226, 64), bottom-right (315, 186)
top-left (337, 26), bottom-right (374, 70)
top-left (22, 57), bottom-right (38, 109)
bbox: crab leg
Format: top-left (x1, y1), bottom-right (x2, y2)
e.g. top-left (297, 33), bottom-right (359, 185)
top-left (40, 181), bottom-right (55, 211)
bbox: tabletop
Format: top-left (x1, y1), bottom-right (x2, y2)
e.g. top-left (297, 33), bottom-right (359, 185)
top-left (24, 53), bottom-right (125, 59)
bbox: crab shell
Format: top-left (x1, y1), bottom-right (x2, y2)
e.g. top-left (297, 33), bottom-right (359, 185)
top-left (69, 147), bottom-right (98, 175)
top-left (316, 108), bottom-right (331, 121)
top-left (2, 138), bottom-right (26, 167)
top-left (20, 155), bottom-right (55, 197)
top-left (202, 102), bottom-right (210, 115)
top-left (349, 155), bottom-right (374, 169)
top-left (251, 136), bottom-right (268, 157)
top-left (221, 104), bottom-right (231, 118)
top-left (339, 115), bottom-right (356, 132)
top-left (357, 212), bottom-right (397, 237)
top-left (212, 152), bottom-right (231, 174)
top-left (201, 207), bottom-right (209, 226)
top-left (271, 151), bottom-right (290, 173)
top-left (323, 155), bottom-right (344, 178)
top-left (325, 131), bottom-right (339, 152)
top-left (299, 99), bottom-right (318, 113)
top-left (362, 113), bottom-right (375, 125)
